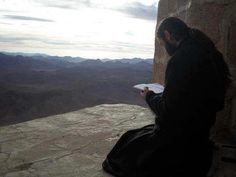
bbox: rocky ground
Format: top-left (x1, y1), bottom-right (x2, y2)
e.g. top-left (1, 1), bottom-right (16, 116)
top-left (1, 103), bottom-right (235, 177)
top-left (0, 104), bottom-right (154, 177)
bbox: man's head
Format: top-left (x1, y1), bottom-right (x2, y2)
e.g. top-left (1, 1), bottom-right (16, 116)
top-left (157, 17), bottom-right (189, 56)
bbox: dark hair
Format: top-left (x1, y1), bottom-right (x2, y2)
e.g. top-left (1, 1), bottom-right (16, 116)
top-left (157, 17), bottom-right (189, 41)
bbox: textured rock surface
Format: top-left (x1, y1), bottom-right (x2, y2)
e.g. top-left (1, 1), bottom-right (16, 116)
top-left (0, 104), bottom-right (154, 177)
top-left (152, 0), bottom-right (236, 144)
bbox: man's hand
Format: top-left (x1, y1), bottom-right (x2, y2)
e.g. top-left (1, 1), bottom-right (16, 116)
top-left (140, 87), bottom-right (149, 99)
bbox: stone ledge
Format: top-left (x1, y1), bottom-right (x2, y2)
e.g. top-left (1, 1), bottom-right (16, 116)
top-left (0, 104), bottom-right (154, 177)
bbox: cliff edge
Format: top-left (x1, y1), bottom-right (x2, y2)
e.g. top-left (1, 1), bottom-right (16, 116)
top-left (0, 104), bottom-right (154, 177)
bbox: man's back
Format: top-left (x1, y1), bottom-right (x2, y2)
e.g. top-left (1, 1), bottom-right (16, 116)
top-left (145, 34), bottom-right (225, 176)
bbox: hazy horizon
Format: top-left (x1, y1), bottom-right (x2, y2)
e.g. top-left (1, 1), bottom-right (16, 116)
top-left (0, 0), bottom-right (159, 59)
top-left (0, 50), bottom-right (153, 60)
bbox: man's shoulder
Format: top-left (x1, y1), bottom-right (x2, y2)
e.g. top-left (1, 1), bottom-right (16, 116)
top-left (180, 38), bottom-right (206, 57)
top-left (171, 38), bottom-right (206, 65)
top-left (166, 40), bottom-right (207, 75)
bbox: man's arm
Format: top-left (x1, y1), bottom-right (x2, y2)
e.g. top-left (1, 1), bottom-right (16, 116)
top-left (145, 50), bottom-right (196, 130)
top-left (145, 91), bottom-right (163, 117)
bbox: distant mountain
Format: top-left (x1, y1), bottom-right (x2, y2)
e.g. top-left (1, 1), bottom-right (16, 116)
top-left (0, 53), bottom-right (153, 126)
top-left (1, 51), bottom-right (50, 57)
top-left (2, 51), bottom-right (153, 64)
top-left (117, 58), bottom-right (152, 64)
top-left (33, 55), bottom-right (87, 63)
top-left (1, 51), bottom-right (87, 64)
top-left (0, 53), bottom-right (64, 71)
top-left (102, 58), bottom-right (153, 65)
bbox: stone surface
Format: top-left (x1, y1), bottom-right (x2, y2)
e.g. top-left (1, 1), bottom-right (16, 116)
top-left (0, 104), bottom-right (154, 177)
top-left (152, 0), bottom-right (236, 144)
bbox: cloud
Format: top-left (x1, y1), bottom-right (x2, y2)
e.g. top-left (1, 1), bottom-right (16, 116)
top-left (0, 9), bottom-right (22, 13)
top-left (0, 35), bottom-right (75, 46)
top-left (0, 34), bottom-right (153, 58)
top-left (0, 0), bottom-right (156, 58)
top-left (119, 2), bottom-right (157, 21)
top-left (0, 22), bottom-right (13, 25)
top-left (4, 15), bottom-right (54, 22)
top-left (33, 0), bottom-right (92, 9)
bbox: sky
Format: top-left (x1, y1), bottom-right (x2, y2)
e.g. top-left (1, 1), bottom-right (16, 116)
top-left (0, 0), bottom-right (159, 59)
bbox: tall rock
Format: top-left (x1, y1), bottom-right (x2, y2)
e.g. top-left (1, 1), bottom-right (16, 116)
top-left (152, 0), bottom-right (236, 144)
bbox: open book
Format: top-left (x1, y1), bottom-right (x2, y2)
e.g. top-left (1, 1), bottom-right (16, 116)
top-left (133, 83), bottom-right (164, 94)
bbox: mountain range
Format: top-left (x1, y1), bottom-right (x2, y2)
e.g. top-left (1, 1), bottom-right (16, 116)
top-left (0, 52), bottom-right (153, 126)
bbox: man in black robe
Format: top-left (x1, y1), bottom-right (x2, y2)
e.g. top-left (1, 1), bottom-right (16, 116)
top-left (102, 17), bottom-right (231, 177)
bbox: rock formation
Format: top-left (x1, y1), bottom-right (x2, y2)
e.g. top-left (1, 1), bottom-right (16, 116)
top-left (152, 0), bottom-right (236, 144)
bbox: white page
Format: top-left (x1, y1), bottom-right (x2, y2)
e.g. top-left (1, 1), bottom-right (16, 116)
top-left (133, 83), bottom-right (164, 94)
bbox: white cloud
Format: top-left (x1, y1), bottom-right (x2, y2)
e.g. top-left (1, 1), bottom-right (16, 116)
top-left (4, 15), bottom-right (54, 22)
top-left (0, 0), bottom-right (158, 59)
top-left (119, 2), bottom-right (157, 21)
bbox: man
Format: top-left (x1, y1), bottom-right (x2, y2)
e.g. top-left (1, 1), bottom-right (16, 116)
top-left (102, 17), bottom-right (231, 177)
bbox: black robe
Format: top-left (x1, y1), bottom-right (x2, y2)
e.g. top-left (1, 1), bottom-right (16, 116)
top-left (102, 36), bottom-right (226, 177)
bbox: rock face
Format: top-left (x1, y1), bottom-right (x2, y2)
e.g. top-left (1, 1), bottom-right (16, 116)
top-left (152, 0), bottom-right (236, 144)
top-left (0, 104), bottom-right (154, 177)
